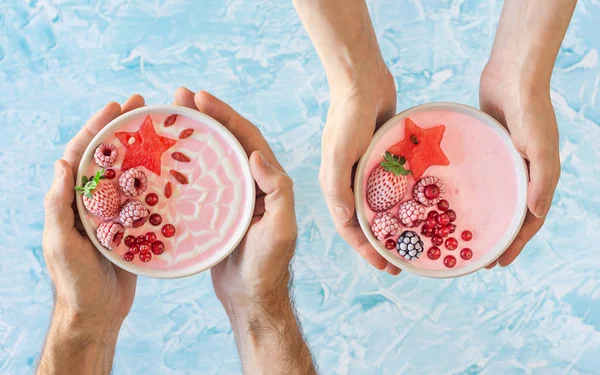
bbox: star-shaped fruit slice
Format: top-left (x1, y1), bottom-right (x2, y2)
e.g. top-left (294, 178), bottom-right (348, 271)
top-left (116, 116), bottom-right (177, 176)
top-left (387, 117), bottom-right (449, 179)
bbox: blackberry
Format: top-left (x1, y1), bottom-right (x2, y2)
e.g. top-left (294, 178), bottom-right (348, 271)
top-left (396, 230), bottom-right (424, 260)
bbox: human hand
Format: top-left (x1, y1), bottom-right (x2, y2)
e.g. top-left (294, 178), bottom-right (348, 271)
top-left (321, 68), bottom-right (401, 275)
top-left (173, 88), bottom-right (296, 309)
top-left (480, 66), bottom-right (560, 268)
top-left (42, 95), bottom-right (145, 333)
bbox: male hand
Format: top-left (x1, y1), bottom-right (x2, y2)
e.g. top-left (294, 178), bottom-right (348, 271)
top-left (39, 95), bottom-right (145, 374)
top-left (480, 67), bottom-right (560, 268)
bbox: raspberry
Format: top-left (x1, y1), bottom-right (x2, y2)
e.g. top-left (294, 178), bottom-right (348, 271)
top-left (118, 168), bottom-right (148, 197)
top-left (96, 222), bottom-right (124, 250)
top-left (371, 212), bottom-right (401, 240)
top-left (398, 200), bottom-right (426, 227)
top-left (119, 200), bottom-right (149, 228)
top-left (396, 231), bottom-right (424, 260)
top-left (413, 176), bottom-right (445, 207)
top-left (94, 143), bottom-right (118, 168)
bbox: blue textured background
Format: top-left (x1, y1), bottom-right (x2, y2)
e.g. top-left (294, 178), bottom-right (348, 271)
top-left (1, 1), bottom-right (600, 374)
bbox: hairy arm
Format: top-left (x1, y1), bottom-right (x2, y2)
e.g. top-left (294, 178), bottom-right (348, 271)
top-left (226, 291), bottom-right (317, 375)
top-left (37, 305), bottom-right (120, 375)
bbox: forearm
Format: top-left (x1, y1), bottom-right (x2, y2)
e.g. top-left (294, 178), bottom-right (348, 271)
top-left (37, 306), bottom-right (120, 375)
top-left (487, 0), bottom-right (577, 88)
top-left (292, 0), bottom-right (388, 94)
top-left (225, 293), bottom-right (316, 375)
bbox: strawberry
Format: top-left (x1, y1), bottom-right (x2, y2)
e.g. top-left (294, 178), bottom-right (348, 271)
top-left (75, 170), bottom-right (120, 220)
top-left (366, 152), bottom-right (411, 212)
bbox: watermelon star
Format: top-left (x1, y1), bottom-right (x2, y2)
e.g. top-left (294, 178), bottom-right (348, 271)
top-left (387, 118), bottom-right (449, 179)
top-left (116, 116), bottom-right (177, 176)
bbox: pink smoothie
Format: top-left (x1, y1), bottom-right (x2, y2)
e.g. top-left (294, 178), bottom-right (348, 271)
top-left (81, 112), bottom-right (251, 272)
top-left (361, 110), bottom-right (519, 271)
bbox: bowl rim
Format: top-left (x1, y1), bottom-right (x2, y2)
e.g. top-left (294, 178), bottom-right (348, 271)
top-left (75, 104), bottom-right (256, 279)
top-left (354, 102), bottom-right (528, 278)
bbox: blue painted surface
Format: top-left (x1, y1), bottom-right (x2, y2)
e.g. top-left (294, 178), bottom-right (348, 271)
top-left (1, 1), bottom-right (599, 374)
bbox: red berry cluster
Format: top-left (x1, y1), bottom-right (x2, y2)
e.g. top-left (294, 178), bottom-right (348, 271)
top-left (421, 199), bottom-right (474, 268)
top-left (122, 231), bottom-right (168, 262)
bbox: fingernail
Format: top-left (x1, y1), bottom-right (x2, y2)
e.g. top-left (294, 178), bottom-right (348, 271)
top-left (335, 206), bottom-right (351, 222)
top-left (54, 161), bottom-right (64, 178)
top-left (534, 199), bottom-right (549, 218)
top-left (257, 151), bottom-right (270, 167)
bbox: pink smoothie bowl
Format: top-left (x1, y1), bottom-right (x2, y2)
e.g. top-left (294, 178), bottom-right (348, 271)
top-left (75, 105), bottom-right (255, 279)
top-left (354, 103), bottom-right (528, 278)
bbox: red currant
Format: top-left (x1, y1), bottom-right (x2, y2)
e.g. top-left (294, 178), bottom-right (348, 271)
top-left (124, 235), bottom-right (136, 247)
top-left (437, 199), bottom-right (449, 211)
top-left (447, 223), bottom-right (456, 234)
top-left (440, 226), bottom-right (450, 237)
top-left (132, 216), bottom-right (148, 228)
top-left (421, 226), bottom-right (434, 238)
top-left (427, 246), bottom-right (441, 260)
top-left (139, 251), bottom-right (152, 262)
top-left (123, 252), bottom-right (134, 262)
top-left (104, 169), bottom-right (116, 179)
top-left (425, 217), bottom-right (437, 228)
top-left (149, 213), bottom-right (162, 226)
top-left (445, 237), bottom-right (458, 250)
top-left (384, 238), bottom-right (396, 250)
top-left (446, 209), bottom-right (456, 222)
top-left (136, 235), bottom-right (145, 245)
top-left (433, 227), bottom-right (440, 236)
top-left (460, 248), bottom-right (473, 260)
top-left (432, 235), bottom-right (443, 246)
top-left (145, 193), bottom-right (159, 206)
top-left (462, 230), bottom-right (473, 241)
top-left (129, 245), bottom-right (140, 255)
top-left (436, 213), bottom-right (450, 226)
top-left (145, 232), bottom-right (157, 243)
top-left (427, 210), bottom-right (439, 219)
top-left (139, 243), bottom-right (151, 253)
top-left (424, 184), bottom-right (440, 199)
top-left (151, 240), bottom-right (165, 255)
top-left (444, 255), bottom-right (456, 268)
top-left (162, 224), bottom-right (176, 238)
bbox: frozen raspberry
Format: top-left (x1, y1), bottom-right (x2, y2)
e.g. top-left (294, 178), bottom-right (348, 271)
top-left (396, 231), bottom-right (424, 260)
top-left (413, 176), bottom-right (445, 207)
top-left (118, 168), bottom-right (148, 197)
top-left (398, 200), bottom-right (426, 227)
top-left (96, 222), bottom-right (124, 250)
top-left (119, 200), bottom-right (149, 228)
top-left (371, 212), bottom-right (401, 240)
top-left (94, 143), bottom-right (118, 168)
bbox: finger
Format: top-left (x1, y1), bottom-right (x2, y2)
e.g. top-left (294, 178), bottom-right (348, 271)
top-left (385, 263), bottom-right (402, 275)
top-left (174, 87), bottom-right (197, 109)
top-left (193, 90), bottom-right (283, 171)
top-left (44, 160), bottom-right (76, 234)
top-left (497, 211), bottom-right (544, 267)
top-left (320, 159), bottom-right (356, 225)
top-left (249, 151), bottom-right (294, 221)
top-left (526, 146), bottom-right (560, 218)
top-left (63, 102), bottom-right (122, 175)
top-left (338, 220), bottom-right (389, 270)
top-left (121, 94), bottom-right (145, 113)
top-left (485, 261), bottom-right (497, 269)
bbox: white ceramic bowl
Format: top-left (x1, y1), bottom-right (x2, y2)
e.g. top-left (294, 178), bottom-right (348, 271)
top-left (354, 103), bottom-right (528, 278)
top-left (76, 105), bottom-right (255, 279)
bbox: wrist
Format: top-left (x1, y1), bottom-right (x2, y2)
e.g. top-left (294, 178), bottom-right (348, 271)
top-left (52, 303), bottom-right (122, 345)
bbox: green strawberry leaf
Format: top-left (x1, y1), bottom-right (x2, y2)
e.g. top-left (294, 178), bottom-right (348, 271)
top-left (380, 152), bottom-right (412, 176)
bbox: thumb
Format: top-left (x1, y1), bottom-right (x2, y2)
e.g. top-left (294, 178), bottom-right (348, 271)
top-left (319, 147), bottom-right (356, 225)
top-left (526, 146), bottom-right (560, 218)
top-left (249, 151), bottom-right (295, 222)
top-left (44, 160), bottom-right (76, 233)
